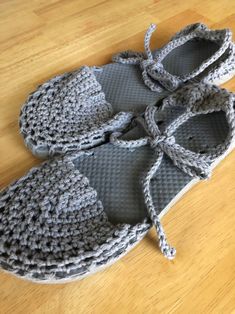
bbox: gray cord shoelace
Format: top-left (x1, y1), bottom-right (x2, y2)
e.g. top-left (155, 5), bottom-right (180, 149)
top-left (112, 23), bottom-right (233, 93)
top-left (110, 92), bottom-right (235, 259)
top-left (112, 24), bottom-right (182, 92)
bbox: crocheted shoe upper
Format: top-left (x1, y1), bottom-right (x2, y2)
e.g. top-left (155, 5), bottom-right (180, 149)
top-left (0, 155), bottom-right (149, 282)
top-left (20, 66), bottom-right (133, 157)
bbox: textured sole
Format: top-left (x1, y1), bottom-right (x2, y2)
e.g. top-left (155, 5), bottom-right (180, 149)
top-left (74, 106), bottom-right (230, 225)
top-left (159, 139), bottom-right (235, 220)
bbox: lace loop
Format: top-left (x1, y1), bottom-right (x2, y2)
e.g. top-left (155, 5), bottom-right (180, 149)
top-left (112, 50), bottom-right (145, 65)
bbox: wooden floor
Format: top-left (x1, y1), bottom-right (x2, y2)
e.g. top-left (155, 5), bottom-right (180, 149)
top-left (1, 0), bottom-right (235, 313)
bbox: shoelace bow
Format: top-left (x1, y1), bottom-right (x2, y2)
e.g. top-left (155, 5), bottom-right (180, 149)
top-left (112, 24), bottom-right (182, 92)
top-left (110, 105), bottom-right (216, 260)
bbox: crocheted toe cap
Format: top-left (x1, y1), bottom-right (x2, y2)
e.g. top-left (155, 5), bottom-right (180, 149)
top-left (0, 156), bottom-right (149, 282)
top-left (19, 66), bottom-right (118, 157)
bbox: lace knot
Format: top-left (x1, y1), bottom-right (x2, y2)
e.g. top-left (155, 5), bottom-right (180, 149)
top-left (149, 134), bottom-right (175, 149)
top-left (112, 24), bottom-right (182, 92)
top-left (140, 58), bottom-right (156, 70)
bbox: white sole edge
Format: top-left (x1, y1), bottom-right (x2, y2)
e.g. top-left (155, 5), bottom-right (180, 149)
top-left (211, 68), bottom-right (235, 86)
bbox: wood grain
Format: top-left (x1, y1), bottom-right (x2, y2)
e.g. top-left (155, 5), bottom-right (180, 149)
top-left (0, 0), bottom-right (235, 313)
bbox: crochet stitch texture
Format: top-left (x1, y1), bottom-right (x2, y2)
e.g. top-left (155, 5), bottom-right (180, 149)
top-left (19, 23), bottom-right (235, 159)
top-left (113, 23), bottom-right (235, 91)
top-left (1, 82), bottom-right (234, 281)
top-left (20, 66), bottom-right (133, 157)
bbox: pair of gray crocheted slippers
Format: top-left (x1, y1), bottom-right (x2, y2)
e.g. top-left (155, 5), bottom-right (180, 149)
top-left (1, 23), bottom-right (235, 283)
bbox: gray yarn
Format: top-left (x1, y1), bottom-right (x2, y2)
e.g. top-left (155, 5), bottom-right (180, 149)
top-left (1, 82), bottom-right (234, 281)
top-left (113, 23), bottom-right (235, 92)
top-left (0, 156), bottom-right (150, 281)
top-left (169, 23), bottom-right (235, 85)
top-left (110, 83), bottom-right (235, 259)
top-left (20, 66), bottom-right (134, 157)
top-left (19, 23), bottom-right (235, 159)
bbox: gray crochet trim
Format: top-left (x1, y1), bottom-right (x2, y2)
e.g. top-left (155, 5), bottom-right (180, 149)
top-left (19, 66), bottom-right (134, 158)
top-left (1, 83), bottom-right (234, 281)
top-left (169, 23), bottom-right (235, 85)
top-left (112, 23), bottom-right (234, 92)
top-left (202, 42), bottom-right (235, 84)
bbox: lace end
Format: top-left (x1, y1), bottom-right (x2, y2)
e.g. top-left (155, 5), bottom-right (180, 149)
top-left (144, 24), bottom-right (157, 60)
top-left (149, 23), bottom-right (157, 31)
top-left (162, 245), bottom-right (176, 260)
top-left (154, 216), bottom-right (177, 260)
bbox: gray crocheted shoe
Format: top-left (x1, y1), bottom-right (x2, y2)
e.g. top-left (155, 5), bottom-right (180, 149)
top-left (19, 23), bottom-right (235, 158)
top-left (113, 23), bottom-right (235, 90)
top-left (2, 83), bottom-right (234, 283)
